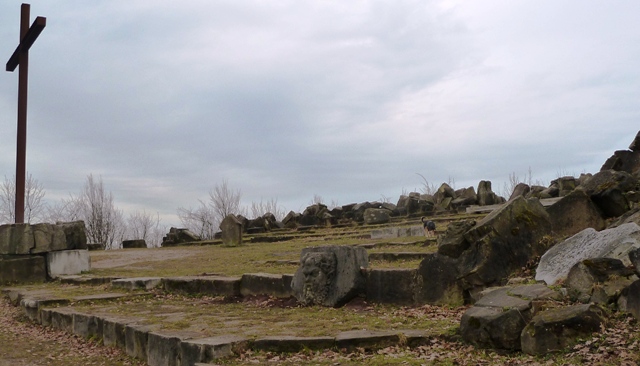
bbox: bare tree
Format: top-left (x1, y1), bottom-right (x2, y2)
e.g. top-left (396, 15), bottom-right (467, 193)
top-left (250, 198), bottom-right (286, 220)
top-left (177, 180), bottom-right (245, 240)
top-left (177, 201), bottom-right (217, 240)
top-left (416, 173), bottom-right (437, 196)
top-left (80, 174), bottom-right (124, 249)
top-left (0, 173), bottom-right (47, 224)
top-left (126, 210), bottom-right (163, 247)
top-left (45, 194), bottom-right (84, 223)
top-left (209, 180), bottom-right (243, 221)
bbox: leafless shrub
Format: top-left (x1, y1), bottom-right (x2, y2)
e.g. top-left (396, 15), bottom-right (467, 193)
top-left (0, 173), bottom-right (47, 224)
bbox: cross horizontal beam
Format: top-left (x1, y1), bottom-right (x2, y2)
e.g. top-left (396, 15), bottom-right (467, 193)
top-left (6, 16), bottom-right (46, 72)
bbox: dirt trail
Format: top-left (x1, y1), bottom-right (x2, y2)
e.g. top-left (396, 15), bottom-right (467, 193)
top-left (90, 247), bottom-right (203, 269)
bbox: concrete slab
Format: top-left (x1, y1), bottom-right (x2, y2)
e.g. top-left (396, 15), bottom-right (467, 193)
top-left (46, 250), bottom-right (90, 278)
top-left (162, 276), bottom-right (241, 297)
top-left (335, 330), bottom-right (400, 351)
top-left (252, 335), bottom-right (335, 352)
top-left (0, 255), bottom-right (46, 284)
top-left (111, 277), bottom-right (163, 290)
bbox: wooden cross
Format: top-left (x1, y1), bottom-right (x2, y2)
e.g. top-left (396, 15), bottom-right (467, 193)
top-left (5, 3), bottom-right (46, 224)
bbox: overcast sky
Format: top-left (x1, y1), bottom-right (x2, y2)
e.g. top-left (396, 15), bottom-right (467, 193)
top-left (1, 1), bottom-right (638, 227)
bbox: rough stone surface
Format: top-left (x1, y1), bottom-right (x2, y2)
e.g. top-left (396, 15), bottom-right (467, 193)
top-left (220, 214), bottom-right (243, 246)
top-left (580, 170), bottom-right (637, 217)
top-left (546, 189), bottom-right (605, 239)
top-left (56, 221), bottom-right (88, 250)
top-left (31, 223), bottom-right (67, 253)
top-left (477, 180), bottom-right (501, 206)
top-left (181, 336), bottom-right (248, 365)
top-left (521, 304), bottom-right (605, 355)
top-left (436, 220), bottom-right (475, 258)
top-left (147, 331), bottom-right (183, 366)
top-left (162, 276), bottom-right (241, 297)
top-left (536, 222), bottom-right (640, 285)
top-left (122, 239), bottom-right (147, 249)
top-left (624, 279), bottom-right (640, 320)
top-left (460, 284), bottom-right (559, 350)
top-left (240, 273), bottom-right (293, 298)
top-left (565, 258), bottom-right (635, 304)
top-left (0, 224), bottom-right (34, 255)
top-left (601, 150), bottom-right (640, 176)
top-left (125, 324), bottom-right (155, 361)
top-left (365, 268), bottom-right (416, 305)
top-left (291, 245), bottom-right (368, 307)
top-left (46, 250), bottom-right (91, 278)
top-left (335, 330), bottom-right (400, 351)
top-left (111, 277), bottom-right (162, 290)
top-left (0, 221), bottom-right (87, 255)
top-left (252, 336), bottom-right (335, 352)
top-left (363, 208), bottom-right (391, 225)
top-left (457, 196), bottom-right (552, 289)
top-left (0, 255), bottom-right (46, 284)
top-left (460, 306), bottom-right (528, 350)
top-left (414, 253), bottom-right (463, 306)
top-left (508, 183), bottom-right (531, 201)
top-left (630, 131), bottom-right (640, 152)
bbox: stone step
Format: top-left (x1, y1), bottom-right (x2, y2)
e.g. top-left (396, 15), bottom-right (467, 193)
top-left (368, 252), bottom-right (432, 261)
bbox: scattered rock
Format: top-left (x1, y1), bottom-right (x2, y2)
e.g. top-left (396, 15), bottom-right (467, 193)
top-left (536, 222), bottom-right (640, 285)
top-left (436, 220), bottom-right (475, 258)
top-left (520, 304), bottom-right (606, 355)
top-left (546, 189), bottom-right (605, 239)
top-left (457, 196), bottom-right (552, 290)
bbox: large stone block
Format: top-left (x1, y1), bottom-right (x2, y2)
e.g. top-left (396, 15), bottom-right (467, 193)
top-left (414, 253), bottom-right (463, 306)
top-left (240, 273), bottom-right (292, 298)
top-left (365, 268), bottom-right (416, 305)
top-left (147, 332), bottom-right (182, 366)
top-left (0, 255), bottom-right (46, 284)
top-left (460, 284), bottom-right (559, 350)
top-left (291, 245), bottom-right (368, 307)
top-left (31, 223), bottom-right (67, 253)
top-left (536, 222), bottom-right (640, 285)
top-left (521, 304), bottom-right (605, 355)
top-left (363, 208), bottom-right (390, 225)
top-left (162, 276), bottom-right (241, 297)
top-left (0, 224), bottom-right (34, 255)
top-left (546, 190), bottom-right (605, 239)
top-left (57, 221), bottom-right (88, 250)
top-left (122, 239), bottom-right (147, 249)
top-left (458, 196), bottom-right (552, 289)
top-left (46, 250), bottom-right (91, 278)
top-left (180, 335), bottom-right (248, 366)
top-left (580, 170), bottom-right (637, 218)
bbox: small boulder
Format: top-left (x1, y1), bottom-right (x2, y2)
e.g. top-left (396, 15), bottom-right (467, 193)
top-left (520, 304), bottom-right (605, 355)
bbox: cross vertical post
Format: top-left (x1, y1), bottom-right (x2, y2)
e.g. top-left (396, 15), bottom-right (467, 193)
top-left (5, 3), bottom-right (46, 224)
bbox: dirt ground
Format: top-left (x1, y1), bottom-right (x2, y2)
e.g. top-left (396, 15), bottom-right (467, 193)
top-left (90, 247), bottom-right (202, 269)
top-left (0, 297), bottom-right (144, 366)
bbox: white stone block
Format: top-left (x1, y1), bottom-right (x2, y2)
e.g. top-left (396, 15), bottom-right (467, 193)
top-left (47, 250), bottom-right (91, 278)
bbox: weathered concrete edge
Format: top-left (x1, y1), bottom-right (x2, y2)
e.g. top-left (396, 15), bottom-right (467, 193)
top-left (7, 291), bottom-right (434, 364)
